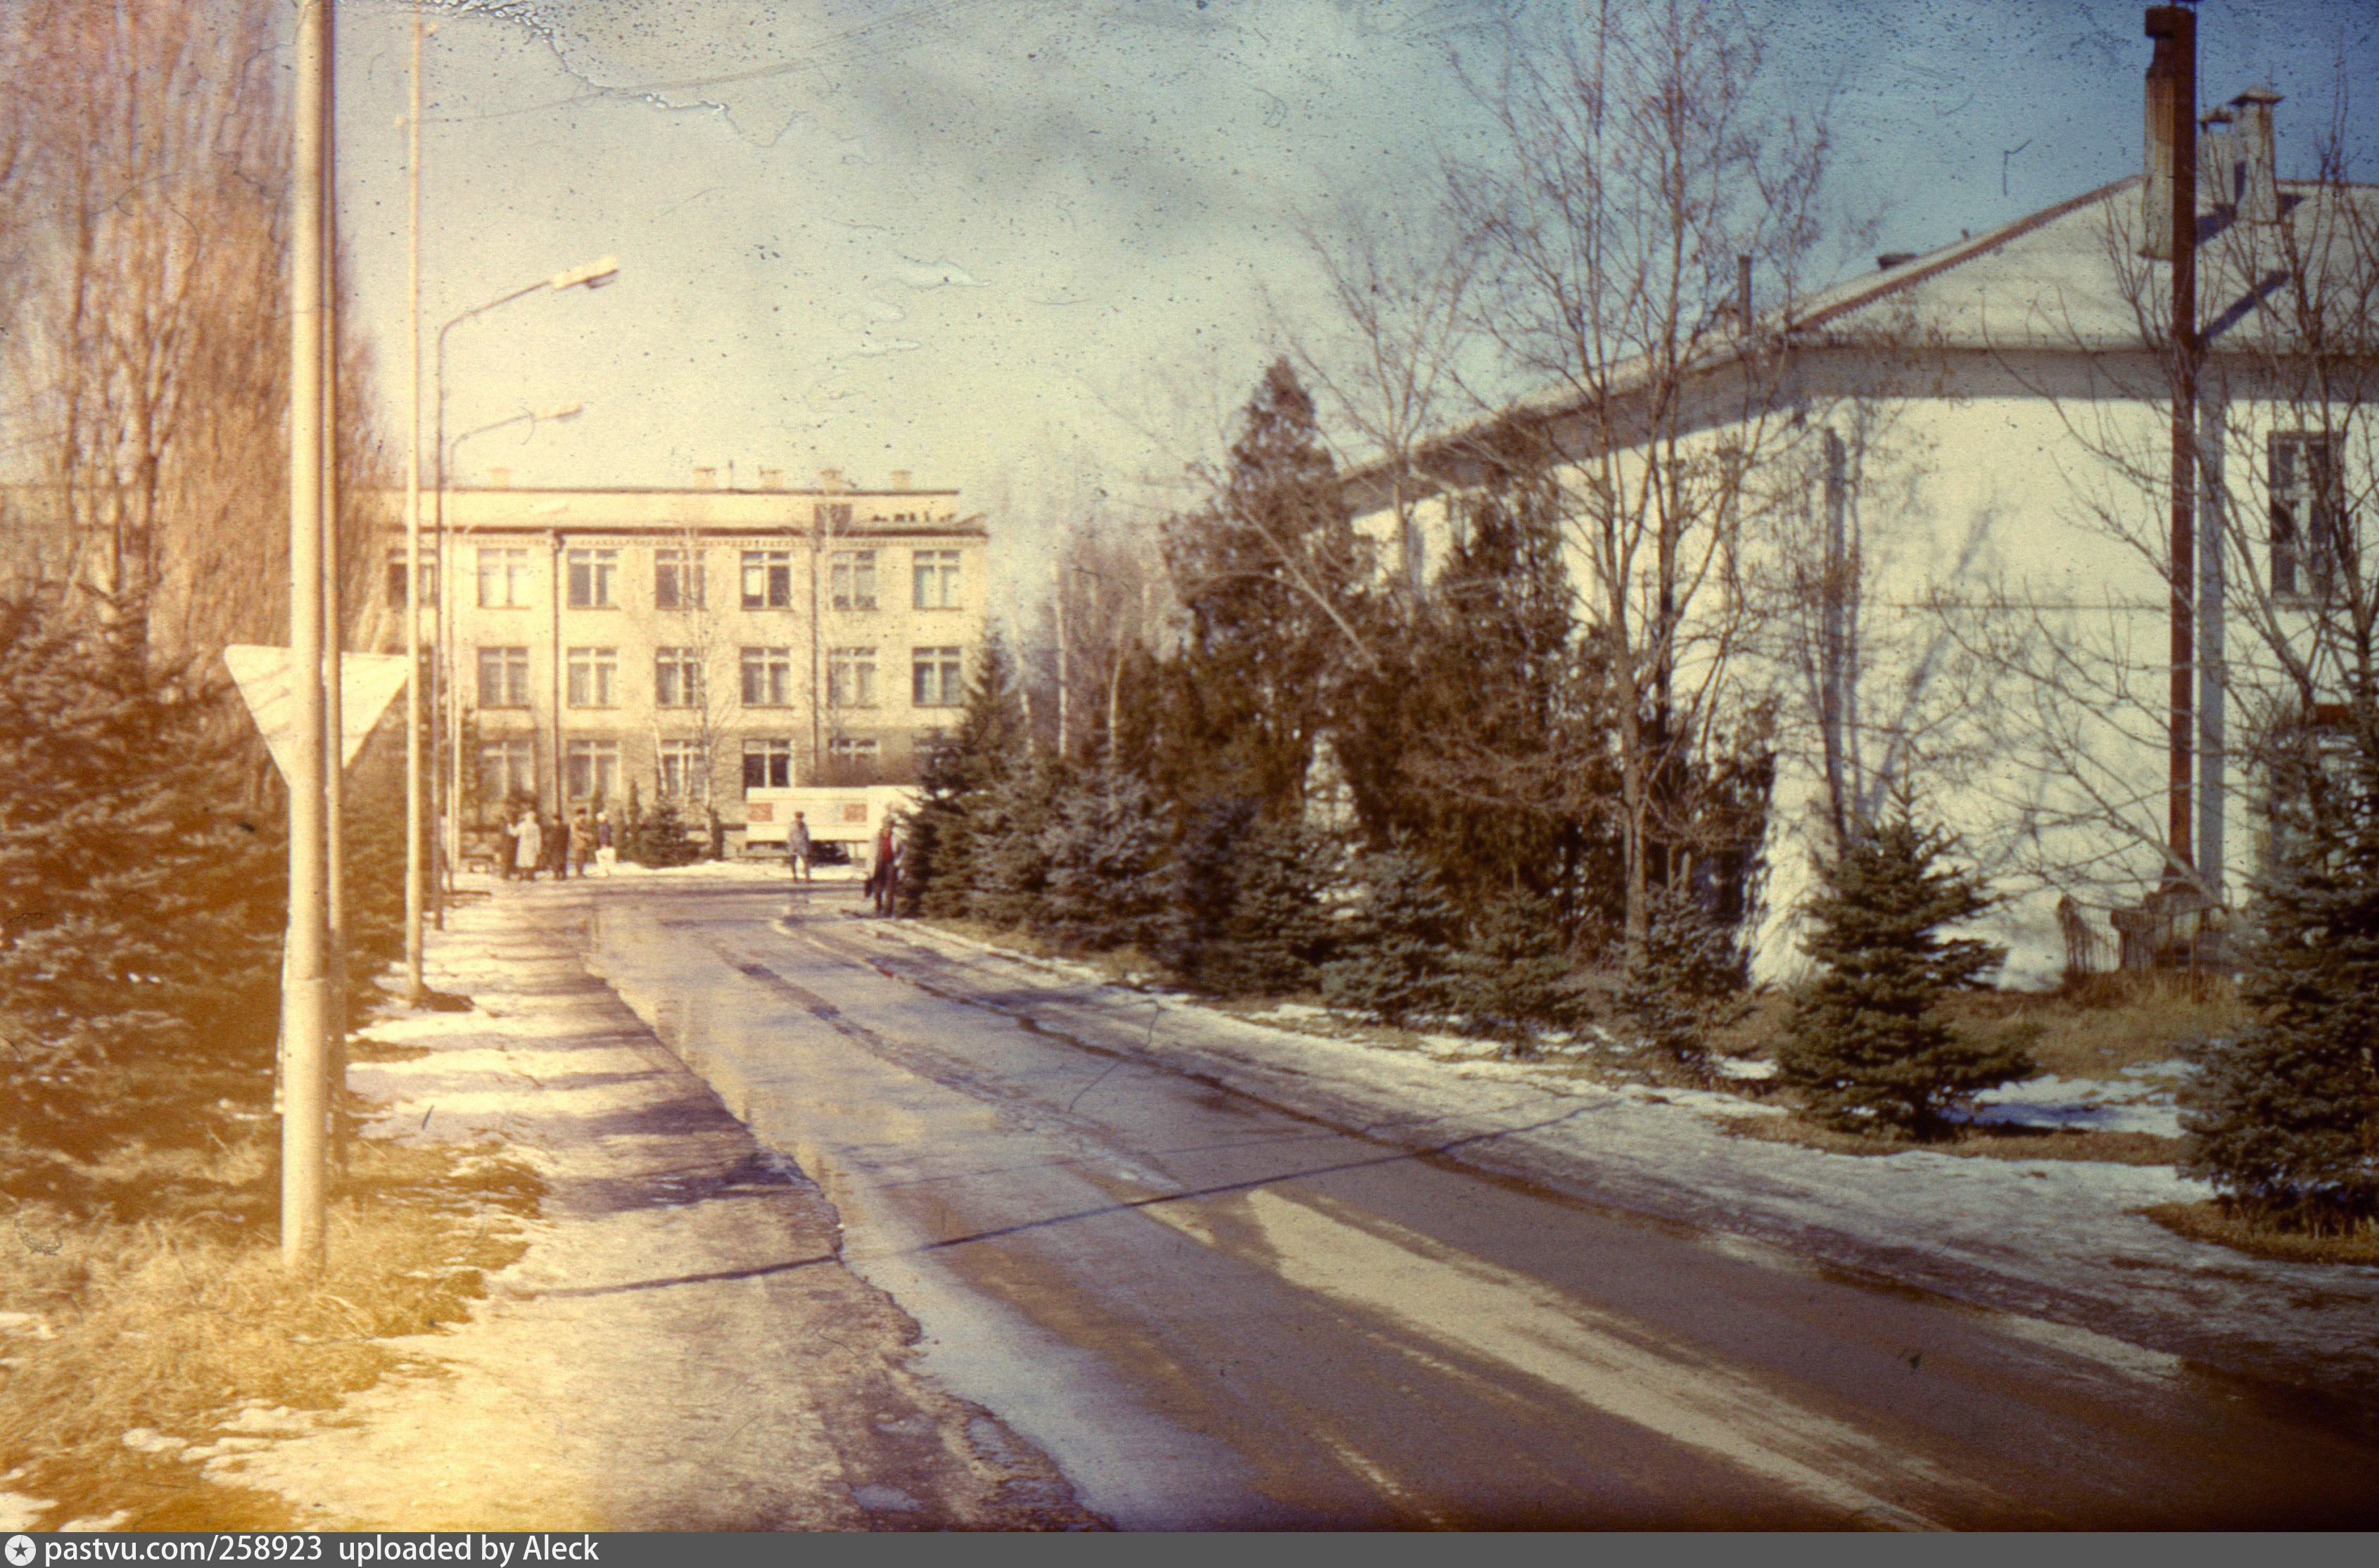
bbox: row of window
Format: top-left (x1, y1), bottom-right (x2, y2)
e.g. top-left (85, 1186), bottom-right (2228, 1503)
top-left (476, 645), bottom-right (966, 710)
top-left (478, 735), bottom-right (892, 803)
top-left (396, 547), bottom-right (967, 612)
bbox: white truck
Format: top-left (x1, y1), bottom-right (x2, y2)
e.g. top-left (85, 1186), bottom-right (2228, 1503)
top-left (740, 784), bottom-right (920, 867)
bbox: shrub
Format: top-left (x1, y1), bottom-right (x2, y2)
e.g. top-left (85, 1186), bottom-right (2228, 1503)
top-left (1036, 763), bottom-right (1172, 954)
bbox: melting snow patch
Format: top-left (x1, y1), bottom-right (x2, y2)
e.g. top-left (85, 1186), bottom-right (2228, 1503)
top-left (1968, 1074), bottom-right (2184, 1137)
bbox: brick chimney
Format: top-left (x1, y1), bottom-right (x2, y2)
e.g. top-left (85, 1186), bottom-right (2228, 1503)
top-left (757, 466), bottom-right (784, 490)
top-left (2198, 107), bottom-right (2238, 219)
top-left (486, 466), bottom-right (510, 489)
top-left (888, 469), bottom-right (913, 491)
top-left (692, 466), bottom-right (717, 490)
top-left (2140, 6), bottom-right (2196, 261)
top-left (818, 466), bottom-right (845, 492)
top-left (2231, 86), bottom-right (2283, 224)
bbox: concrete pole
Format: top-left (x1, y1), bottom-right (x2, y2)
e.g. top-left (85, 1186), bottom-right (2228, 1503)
top-left (322, 0), bottom-right (348, 1066)
top-left (402, 7), bottom-right (426, 997)
top-left (281, 0), bottom-right (331, 1275)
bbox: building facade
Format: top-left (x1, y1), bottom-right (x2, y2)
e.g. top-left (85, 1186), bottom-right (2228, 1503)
top-left (1345, 53), bottom-right (2375, 986)
top-left (386, 469), bottom-right (986, 850)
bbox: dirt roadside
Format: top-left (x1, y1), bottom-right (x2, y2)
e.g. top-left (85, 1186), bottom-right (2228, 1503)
top-left (215, 884), bottom-right (1100, 1531)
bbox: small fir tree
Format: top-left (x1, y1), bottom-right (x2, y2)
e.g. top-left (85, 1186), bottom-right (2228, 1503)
top-left (2183, 725), bottom-right (2379, 1231)
top-left (904, 635), bottom-right (1027, 918)
top-left (968, 753), bottom-right (1065, 930)
top-left (1454, 889), bottom-right (1592, 1046)
top-left (1776, 810), bottom-right (2029, 1138)
top-left (1321, 848), bottom-right (1463, 1027)
top-left (1164, 801), bottom-right (1340, 997)
top-left (1037, 761), bottom-right (1172, 955)
top-left (0, 599), bottom-right (285, 1140)
top-left (1616, 885), bottom-right (1747, 1083)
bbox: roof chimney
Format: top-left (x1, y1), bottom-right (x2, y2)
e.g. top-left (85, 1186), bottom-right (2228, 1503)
top-left (2198, 107), bottom-right (2238, 219)
top-left (758, 466), bottom-right (783, 490)
top-left (818, 466), bottom-right (845, 492)
top-left (888, 469), bottom-right (913, 491)
top-left (486, 466), bottom-right (511, 489)
top-left (2230, 86), bottom-right (2283, 224)
top-left (692, 466), bottom-right (717, 490)
top-left (2140, 6), bottom-right (2196, 262)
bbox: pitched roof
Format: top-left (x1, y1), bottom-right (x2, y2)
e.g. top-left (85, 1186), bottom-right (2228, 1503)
top-left (1783, 175), bottom-right (2379, 355)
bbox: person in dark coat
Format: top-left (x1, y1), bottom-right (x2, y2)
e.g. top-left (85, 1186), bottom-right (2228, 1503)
top-left (870, 817), bottom-right (900, 917)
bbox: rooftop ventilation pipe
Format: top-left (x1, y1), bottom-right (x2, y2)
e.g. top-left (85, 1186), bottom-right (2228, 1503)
top-left (2230, 86), bottom-right (2283, 224)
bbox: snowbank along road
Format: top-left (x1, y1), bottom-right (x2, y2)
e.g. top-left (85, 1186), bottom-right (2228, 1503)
top-left (562, 874), bottom-right (2379, 1530)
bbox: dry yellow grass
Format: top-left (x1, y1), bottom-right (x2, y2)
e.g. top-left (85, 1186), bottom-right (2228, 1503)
top-left (1716, 1113), bottom-right (2185, 1166)
top-left (2143, 1202), bottom-right (2379, 1267)
top-left (0, 1135), bottom-right (538, 1529)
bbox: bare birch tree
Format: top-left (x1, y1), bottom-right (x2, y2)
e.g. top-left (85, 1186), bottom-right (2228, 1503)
top-left (1442, 0), bottom-right (1833, 943)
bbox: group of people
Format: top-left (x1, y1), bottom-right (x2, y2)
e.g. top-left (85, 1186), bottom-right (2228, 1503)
top-left (785, 810), bottom-right (903, 917)
top-left (500, 805), bottom-right (616, 881)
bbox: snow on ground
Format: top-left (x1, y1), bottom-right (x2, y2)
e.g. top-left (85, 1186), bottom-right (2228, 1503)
top-left (867, 917), bottom-right (2379, 1399)
top-left (1969, 1069), bottom-right (2190, 1137)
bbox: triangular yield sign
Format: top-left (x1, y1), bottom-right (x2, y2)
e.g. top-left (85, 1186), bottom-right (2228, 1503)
top-left (223, 644), bottom-right (412, 784)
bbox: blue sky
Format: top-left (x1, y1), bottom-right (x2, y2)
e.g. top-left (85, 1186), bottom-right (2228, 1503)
top-left (329, 0), bottom-right (2378, 578)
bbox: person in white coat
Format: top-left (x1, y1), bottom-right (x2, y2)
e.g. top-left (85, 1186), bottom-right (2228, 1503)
top-left (512, 808), bottom-right (543, 883)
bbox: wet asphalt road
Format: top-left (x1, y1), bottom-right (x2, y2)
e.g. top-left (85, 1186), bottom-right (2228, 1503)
top-left (580, 878), bottom-right (2379, 1530)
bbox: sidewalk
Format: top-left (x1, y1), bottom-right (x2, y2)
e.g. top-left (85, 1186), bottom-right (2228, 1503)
top-left (215, 886), bottom-right (1095, 1531)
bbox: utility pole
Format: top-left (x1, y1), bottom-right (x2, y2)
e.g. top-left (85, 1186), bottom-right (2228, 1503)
top-left (2145, 4), bottom-right (2199, 882)
top-left (403, 7), bottom-right (426, 997)
top-left (281, 0), bottom-right (334, 1274)
top-left (322, 0), bottom-right (348, 1079)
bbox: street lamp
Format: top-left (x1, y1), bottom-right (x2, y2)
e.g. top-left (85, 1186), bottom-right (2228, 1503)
top-left (424, 258), bottom-right (617, 924)
top-left (434, 400), bottom-right (585, 907)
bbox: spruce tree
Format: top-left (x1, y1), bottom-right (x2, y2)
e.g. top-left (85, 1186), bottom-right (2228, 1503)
top-left (1321, 848), bottom-right (1462, 1027)
top-left (1164, 802), bottom-right (1341, 997)
top-left (903, 634), bottom-right (1027, 918)
top-left (0, 598), bottom-right (284, 1140)
top-left (1152, 359), bottom-right (1371, 820)
top-left (1038, 761), bottom-right (1172, 955)
top-left (1454, 889), bottom-right (1591, 1045)
top-left (1776, 810), bottom-right (2029, 1137)
top-left (2183, 724), bottom-right (2379, 1231)
top-left (968, 753), bottom-right (1064, 931)
top-left (1616, 885), bottom-right (1746, 1083)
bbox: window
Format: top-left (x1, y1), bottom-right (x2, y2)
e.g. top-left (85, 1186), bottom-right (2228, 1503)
top-left (386, 551), bottom-right (436, 608)
top-left (912, 646), bottom-right (963, 707)
top-left (476, 646), bottom-right (530, 708)
top-left (565, 646), bottom-right (618, 707)
top-left (913, 549), bottom-right (963, 609)
top-left (740, 646), bottom-right (794, 706)
top-left (654, 547), bottom-right (706, 609)
top-left (830, 549), bottom-right (877, 611)
top-left (742, 737), bottom-right (794, 793)
top-left (564, 739), bottom-right (621, 803)
top-left (740, 549), bottom-right (794, 609)
top-left (2272, 433), bottom-right (2347, 602)
top-left (478, 737), bottom-right (534, 804)
top-left (477, 547), bottom-right (531, 608)
top-left (824, 735), bottom-right (880, 783)
top-left (658, 739), bottom-right (708, 801)
top-left (566, 547), bottom-right (619, 608)
top-left (654, 647), bottom-right (703, 708)
top-left (827, 645), bottom-right (877, 707)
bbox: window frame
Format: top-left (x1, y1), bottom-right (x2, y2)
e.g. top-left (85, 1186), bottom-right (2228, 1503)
top-left (654, 547), bottom-right (706, 611)
top-left (476, 645), bottom-right (531, 708)
top-left (741, 737), bottom-right (794, 794)
top-left (912, 549), bottom-right (963, 610)
top-left (827, 645), bottom-right (878, 708)
top-left (564, 646), bottom-right (620, 708)
top-left (911, 645), bottom-right (963, 708)
top-left (830, 549), bottom-right (879, 611)
top-left (740, 549), bottom-right (794, 610)
top-left (476, 546), bottom-right (531, 608)
top-left (2271, 431), bottom-right (2349, 605)
top-left (739, 645), bottom-right (794, 707)
top-left (565, 547), bottom-right (620, 609)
